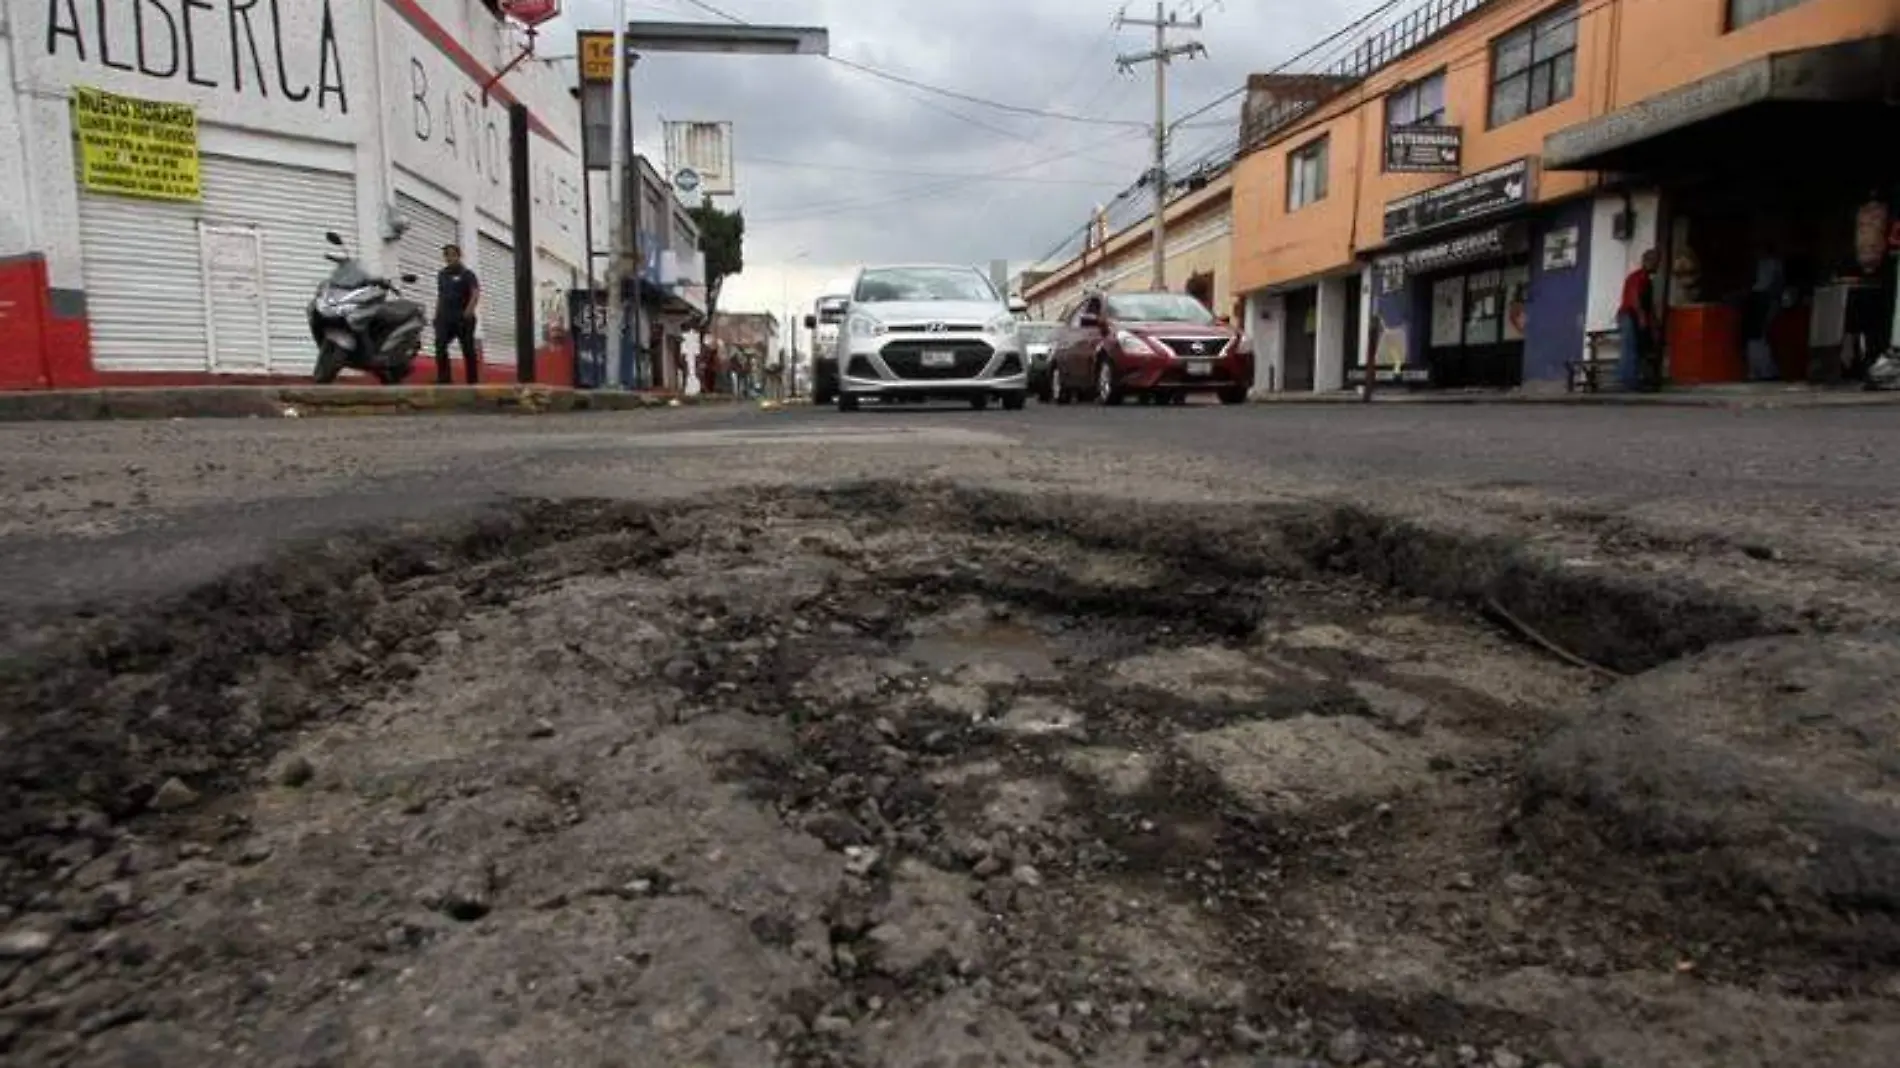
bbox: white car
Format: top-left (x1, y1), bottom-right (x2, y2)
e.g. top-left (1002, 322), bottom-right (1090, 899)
top-left (835, 264), bottom-right (1029, 411)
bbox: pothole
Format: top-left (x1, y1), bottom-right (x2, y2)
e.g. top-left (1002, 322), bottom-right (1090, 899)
top-left (0, 483), bottom-right (1890, 1068)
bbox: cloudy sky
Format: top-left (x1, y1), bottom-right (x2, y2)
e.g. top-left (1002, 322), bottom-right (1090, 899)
top-left (553, 0), bottom-right (1367, 320)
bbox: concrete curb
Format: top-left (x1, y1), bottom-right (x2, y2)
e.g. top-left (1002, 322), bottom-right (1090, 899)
top-left (0, 386), bottom-right (744, 422)
top-left (1244, 389), bottom-right (1900, 410)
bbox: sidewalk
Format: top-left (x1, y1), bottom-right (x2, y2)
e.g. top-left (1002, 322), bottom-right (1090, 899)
top-left (0, 385), bottom-right (741, 422)
top-left (1250, 383), bottom-right (1900, 409)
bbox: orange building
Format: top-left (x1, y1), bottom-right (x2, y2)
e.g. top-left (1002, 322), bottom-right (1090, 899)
top-left (1227, 0), bottom-right (1897, 393)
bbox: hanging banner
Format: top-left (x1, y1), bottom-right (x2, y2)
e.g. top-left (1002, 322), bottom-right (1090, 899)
top-left (72, 86), bottom-right (201, 203)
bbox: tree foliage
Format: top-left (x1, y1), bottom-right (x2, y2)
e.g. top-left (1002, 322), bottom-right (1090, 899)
top-left (690, 197), bottom-right (744, 326)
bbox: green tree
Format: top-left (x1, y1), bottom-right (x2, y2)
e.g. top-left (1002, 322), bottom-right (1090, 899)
top-left (690, 197), bottom-right (744, 336)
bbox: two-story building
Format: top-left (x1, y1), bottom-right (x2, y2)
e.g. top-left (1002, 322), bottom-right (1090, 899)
top-left (1022, 167), bottom-right (1236, 327)
top-left (1231, 0), bottom-right (1896, 393)
top-left (0, 0), bottom-right (588, 390)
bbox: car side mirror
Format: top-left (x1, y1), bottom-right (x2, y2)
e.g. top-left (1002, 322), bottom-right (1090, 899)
top-left (324, 231), bottom-right (344, 246)
top-left (400, 273), bottom-right (418, 284)
top-left (804, 315), bottom-right (817, 330)
top-left (1008, 297), bottom-right (1028, 315)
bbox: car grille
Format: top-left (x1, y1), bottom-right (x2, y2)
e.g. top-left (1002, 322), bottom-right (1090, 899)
top-left (880, 340), bottom-right (994, 380)
top-left (846, 355), bottom-right (878, 378)
top-left (1156, 337), bottom-right (1229, 357)
top-left (995, 354), bottom-right (1024, 377)
top-left (885, 322), bottom-right (984, 334)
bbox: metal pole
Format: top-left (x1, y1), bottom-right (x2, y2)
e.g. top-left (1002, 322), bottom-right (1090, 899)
top-left (509, 103), bottom-right (536, 383)
top-left (1151, 1), bottom-right (1166, 290)
top-left (603, 1), bottom-right (630, 388)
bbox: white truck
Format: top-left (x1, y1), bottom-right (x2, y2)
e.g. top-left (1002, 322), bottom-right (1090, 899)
top-left (804, 281), bottom-right (853, 405)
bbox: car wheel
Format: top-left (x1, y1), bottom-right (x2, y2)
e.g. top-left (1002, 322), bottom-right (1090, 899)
top-left (1217, 386), bottom-right (1248, 405)
top-left (1001, 392), bottom-right (1026, 412)
top-left (969, 394), bottom-right (990, 411)
top-left (1095, 357), bottom-right (1123, 406)
top-left (1169, 391), bottom-right (1188, 406)
top-left (1051, 364), bottom-right (1071, 405)
top-left (837, 393), bottom-right (860, 412)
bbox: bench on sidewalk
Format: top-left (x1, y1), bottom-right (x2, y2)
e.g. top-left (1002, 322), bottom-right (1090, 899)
top-left (1567, 329), bottom-right (1621, 393)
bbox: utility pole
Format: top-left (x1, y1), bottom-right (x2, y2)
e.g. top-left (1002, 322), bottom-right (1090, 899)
top-left (1116, 3), bottom-right (1204, 291)
top-left (604, 0), bottom-right (632, 388)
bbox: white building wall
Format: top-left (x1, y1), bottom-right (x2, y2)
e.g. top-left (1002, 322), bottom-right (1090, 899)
top-left (2, 0), bottom-right (584, 370)
top-left (1246, 292), bottom-right (1286, 396)
top-left (1585, 191), bottom-right (1662, 333)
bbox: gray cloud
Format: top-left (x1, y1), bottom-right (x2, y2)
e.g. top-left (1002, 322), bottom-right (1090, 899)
top-left (553, 0), bottom-right (1360, 295)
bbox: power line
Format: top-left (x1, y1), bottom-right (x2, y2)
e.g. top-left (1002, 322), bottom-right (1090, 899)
top-left (738, 155), bottom-right (1125, 186)
top-left (1166, 0), bottom-right (1406, 130)
top-left (670, 0), bottom-right (1225, 130)
top-left (749, 142), bottom-right (1116, 225)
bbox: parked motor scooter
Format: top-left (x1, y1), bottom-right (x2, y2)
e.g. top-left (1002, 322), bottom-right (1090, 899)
top-left (308, 231), bottom-right (426, 385)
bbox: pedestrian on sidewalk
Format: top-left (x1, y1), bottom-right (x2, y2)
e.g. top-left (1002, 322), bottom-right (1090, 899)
top-left (1617, 249), bottom-right (1659, 391)
top-left (1743, 251), bottom-right (1786, 381)
top-left (434, 244), bottom-right (482, 385)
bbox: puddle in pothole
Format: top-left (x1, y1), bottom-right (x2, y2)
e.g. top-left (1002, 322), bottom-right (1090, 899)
top-left (899, 618), bottom-right (1066, 684)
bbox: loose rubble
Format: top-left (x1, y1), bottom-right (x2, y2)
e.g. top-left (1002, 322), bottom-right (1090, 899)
top-left (0, 485), bottom-right (1893, 1066)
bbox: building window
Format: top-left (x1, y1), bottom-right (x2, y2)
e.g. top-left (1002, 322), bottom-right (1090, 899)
top-left (1387, 71), bottom-right (1447, 130)
top-left (1728, 0), bottom-right (1811, 29)
top-left (1488, 3), bottom-right (1578, 128)
top-left (1286, 136), bottom-right (1330, 212)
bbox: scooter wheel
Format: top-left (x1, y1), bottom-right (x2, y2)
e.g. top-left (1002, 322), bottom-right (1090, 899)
top-left (314, 344), bottom-right (347, 385)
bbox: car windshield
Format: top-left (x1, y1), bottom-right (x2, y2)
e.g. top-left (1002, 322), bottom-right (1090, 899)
top-left (854, 267), bottom-right (997, 304)
top-left (1019, 322), bottom-right (1060, 344)
top-left (1106, 293), bottom-right (1215, 324)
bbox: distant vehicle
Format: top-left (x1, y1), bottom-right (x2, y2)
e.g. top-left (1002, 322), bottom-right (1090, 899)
top-left (834, 264), bottom-right (1029, 412)
top-left (1018, 320), bottom-right (1061, 402)
top-left (308, 231), bottom-right (425, 385)
top-left (1049, 290), bottom-right (1251, 406)
top-left (803, 284), bottom-right (852, 405)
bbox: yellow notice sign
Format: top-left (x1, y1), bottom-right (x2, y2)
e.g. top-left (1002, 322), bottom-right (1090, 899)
top-left (72, 86), bottom-right (201, 203)
top-left (580, 32), bottom-right (617, 83)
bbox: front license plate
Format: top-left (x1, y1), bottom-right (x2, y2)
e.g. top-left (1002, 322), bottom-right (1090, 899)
top-left (920, 350), bottom-right (957, 368)
top-left (1185, 360), bottom-right (1212, 376)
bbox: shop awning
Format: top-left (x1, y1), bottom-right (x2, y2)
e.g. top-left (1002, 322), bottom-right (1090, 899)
top-left (1543, 35), bottom-right (1897, 172)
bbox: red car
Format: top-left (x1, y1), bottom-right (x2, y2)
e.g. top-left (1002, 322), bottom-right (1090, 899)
top-left (1048, 290), bottom-right (1252, 406)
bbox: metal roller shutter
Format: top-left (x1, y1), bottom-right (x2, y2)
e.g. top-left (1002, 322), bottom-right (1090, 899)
top-left (203, 157), bottom-right (356, 375)
top-left (478, 233), bottom-right (517, 366)
top-left (396, 192), bottom-right (457, 319)
top-left (79, 194), bottom-right (208, 373)
top-left (79, 155), bottom-right (357, 375)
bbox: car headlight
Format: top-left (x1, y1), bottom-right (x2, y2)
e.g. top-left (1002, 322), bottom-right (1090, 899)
top-left (986, 314), bottom-right (1019, 340)
top-left (848, 314), bottom-right (887, 339)
top-left (1116, 329), bottom-right (1152, 355)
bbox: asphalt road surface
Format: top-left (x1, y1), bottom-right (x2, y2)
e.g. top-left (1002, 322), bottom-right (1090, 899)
top-left (4, 399), bottom-right (1898, 621)
top-left (4, 399), bottom-right (1899, 1068)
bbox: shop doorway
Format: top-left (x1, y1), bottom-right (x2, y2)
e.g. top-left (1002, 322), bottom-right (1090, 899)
top-left (1422, 262), bottom-right (1527, 389)
top-left (1343, 274), bottom-right (1363, 375)
top-left (1283, 287), bottom-right (1317, 391)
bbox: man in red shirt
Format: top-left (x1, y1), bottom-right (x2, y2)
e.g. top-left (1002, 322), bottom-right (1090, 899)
top-left (1617, 249), bottom-right (1659, 391)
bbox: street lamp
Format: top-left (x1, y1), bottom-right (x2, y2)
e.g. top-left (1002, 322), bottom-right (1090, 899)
top-left (782, 250), bottom-right (810, 398)
top-left (597, 13), bottom-right (829, 392)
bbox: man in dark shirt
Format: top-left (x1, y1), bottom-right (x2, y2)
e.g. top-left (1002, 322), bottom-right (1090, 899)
top-left (434, 244), bottom-right (481, 385)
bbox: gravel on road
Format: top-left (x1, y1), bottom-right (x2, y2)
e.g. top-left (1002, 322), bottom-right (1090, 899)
top-left (1, 403), bottom-right (1897, 1066)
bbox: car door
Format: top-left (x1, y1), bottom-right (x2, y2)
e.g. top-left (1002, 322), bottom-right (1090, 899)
top-left (1051, 301), bottom-right (1081, 382)
top-left (1062, 297), bottom-right (1103, 382)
